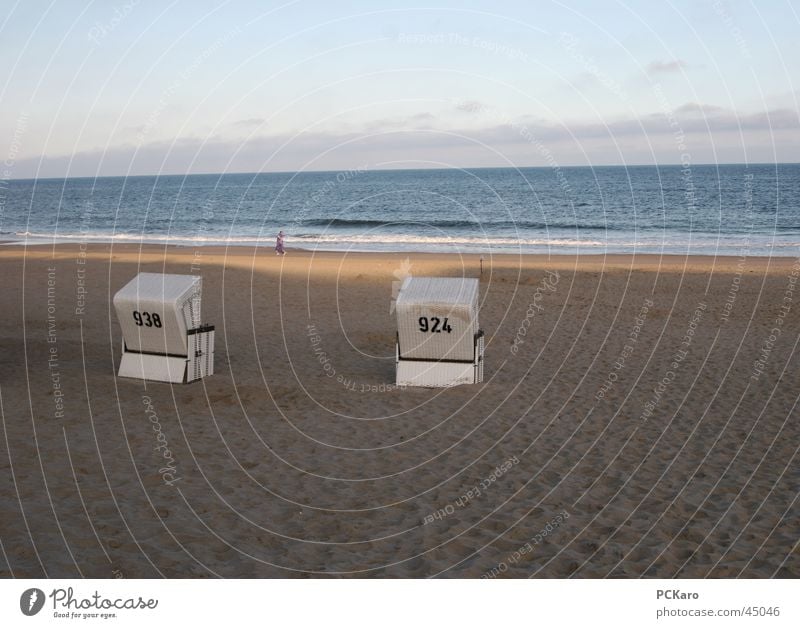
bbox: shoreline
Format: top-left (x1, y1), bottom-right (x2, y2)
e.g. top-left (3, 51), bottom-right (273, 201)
top-left (1, 242), bottom-right (797, 274)
top-left (3, 236), bottom-right (798, 260)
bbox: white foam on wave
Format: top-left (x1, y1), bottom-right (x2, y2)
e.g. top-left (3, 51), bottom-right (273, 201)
top-left (297, 233), bottom-right (607, 246)
top-left (11, 230), bottom-right (604, 247)
top-left (12, 231), bottom-right (271, 244)
top-left (7, 230), bottom-right (799, 254)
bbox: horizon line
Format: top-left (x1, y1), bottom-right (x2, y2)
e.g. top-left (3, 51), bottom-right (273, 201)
top-left (7, 161), bottom-right (800, 183)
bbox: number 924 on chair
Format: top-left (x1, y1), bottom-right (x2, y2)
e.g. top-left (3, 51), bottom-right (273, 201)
top-left (113, 273), bottom-right (215, 383)
top-left (395, 276), bottom-right (484, 387)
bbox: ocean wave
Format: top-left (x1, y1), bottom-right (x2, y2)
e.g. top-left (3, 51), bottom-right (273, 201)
top-left (293, 233), bottom-right (800, 248)
top-left (296, 233), bottom-right (607, 246)
top-left (299, 217), bottom-right (614, 230)
top-left (301, 218), bottom-right (478, 228)
top-left (10, 230), bottom-right (603, 247)
top-left (13, 231), bottom-right (271, 244)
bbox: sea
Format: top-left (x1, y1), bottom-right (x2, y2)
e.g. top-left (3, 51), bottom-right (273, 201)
top-left (2, 163), bottom-right (799, 256)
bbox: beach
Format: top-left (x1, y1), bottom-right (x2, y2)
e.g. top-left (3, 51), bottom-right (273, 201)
top-left (0, 243), bottom-right (798, 578)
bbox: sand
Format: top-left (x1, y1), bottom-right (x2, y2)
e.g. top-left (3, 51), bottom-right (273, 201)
top-left (0, 243), bottom-right (798, 578)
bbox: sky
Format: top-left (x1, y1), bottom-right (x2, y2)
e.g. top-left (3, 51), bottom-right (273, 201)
top-left (1, 0), bottom-right (798, 178)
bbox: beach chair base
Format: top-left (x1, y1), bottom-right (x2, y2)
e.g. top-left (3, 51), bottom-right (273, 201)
top-left (395, 331), bottom-right (484, 388)
top-left (117, 327), bottom-right (214, 384)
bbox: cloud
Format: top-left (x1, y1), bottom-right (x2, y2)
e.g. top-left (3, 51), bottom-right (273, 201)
top-left (646, 59), bottom-right (688, 74)
top-left (10, 106), bottom-right (799, 178)
top-left (410, 112), bottom-right (436, 122)
top-left (232, 117), bottom-right (265, 127)
top-left (362, 112), bottom-right (438, 132)
top-left (454, 100), bottom-right (485, 113)
top-left (737, 108), bottom-right (800, 131)
top-left (674, 102), bottom-right (726, 115)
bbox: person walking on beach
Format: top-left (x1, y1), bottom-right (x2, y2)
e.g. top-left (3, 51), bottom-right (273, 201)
top-left (275, 230), bottom-right (286, 255)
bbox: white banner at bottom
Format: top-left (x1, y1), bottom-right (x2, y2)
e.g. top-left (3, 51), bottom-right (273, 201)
top-left (0, 579), bottom-right (795, 627)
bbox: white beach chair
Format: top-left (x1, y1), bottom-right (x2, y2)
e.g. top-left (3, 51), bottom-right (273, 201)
top-left (113, 273), bottom-right (214, 383)
top-left (395, 276), bottom-right (484, 387)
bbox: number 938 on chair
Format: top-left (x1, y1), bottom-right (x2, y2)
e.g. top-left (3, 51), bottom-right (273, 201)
top-left (395, 276), bottom-right (484, 387)
top-left (113, 273), bottom-right (215, 383)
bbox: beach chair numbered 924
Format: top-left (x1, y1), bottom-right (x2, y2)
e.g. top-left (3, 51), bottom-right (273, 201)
top-left (395, 276), bottom-right (484, 387)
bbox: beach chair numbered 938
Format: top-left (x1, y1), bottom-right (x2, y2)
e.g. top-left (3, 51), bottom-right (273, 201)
top-left (113, 273), bottom-right (215, 383)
